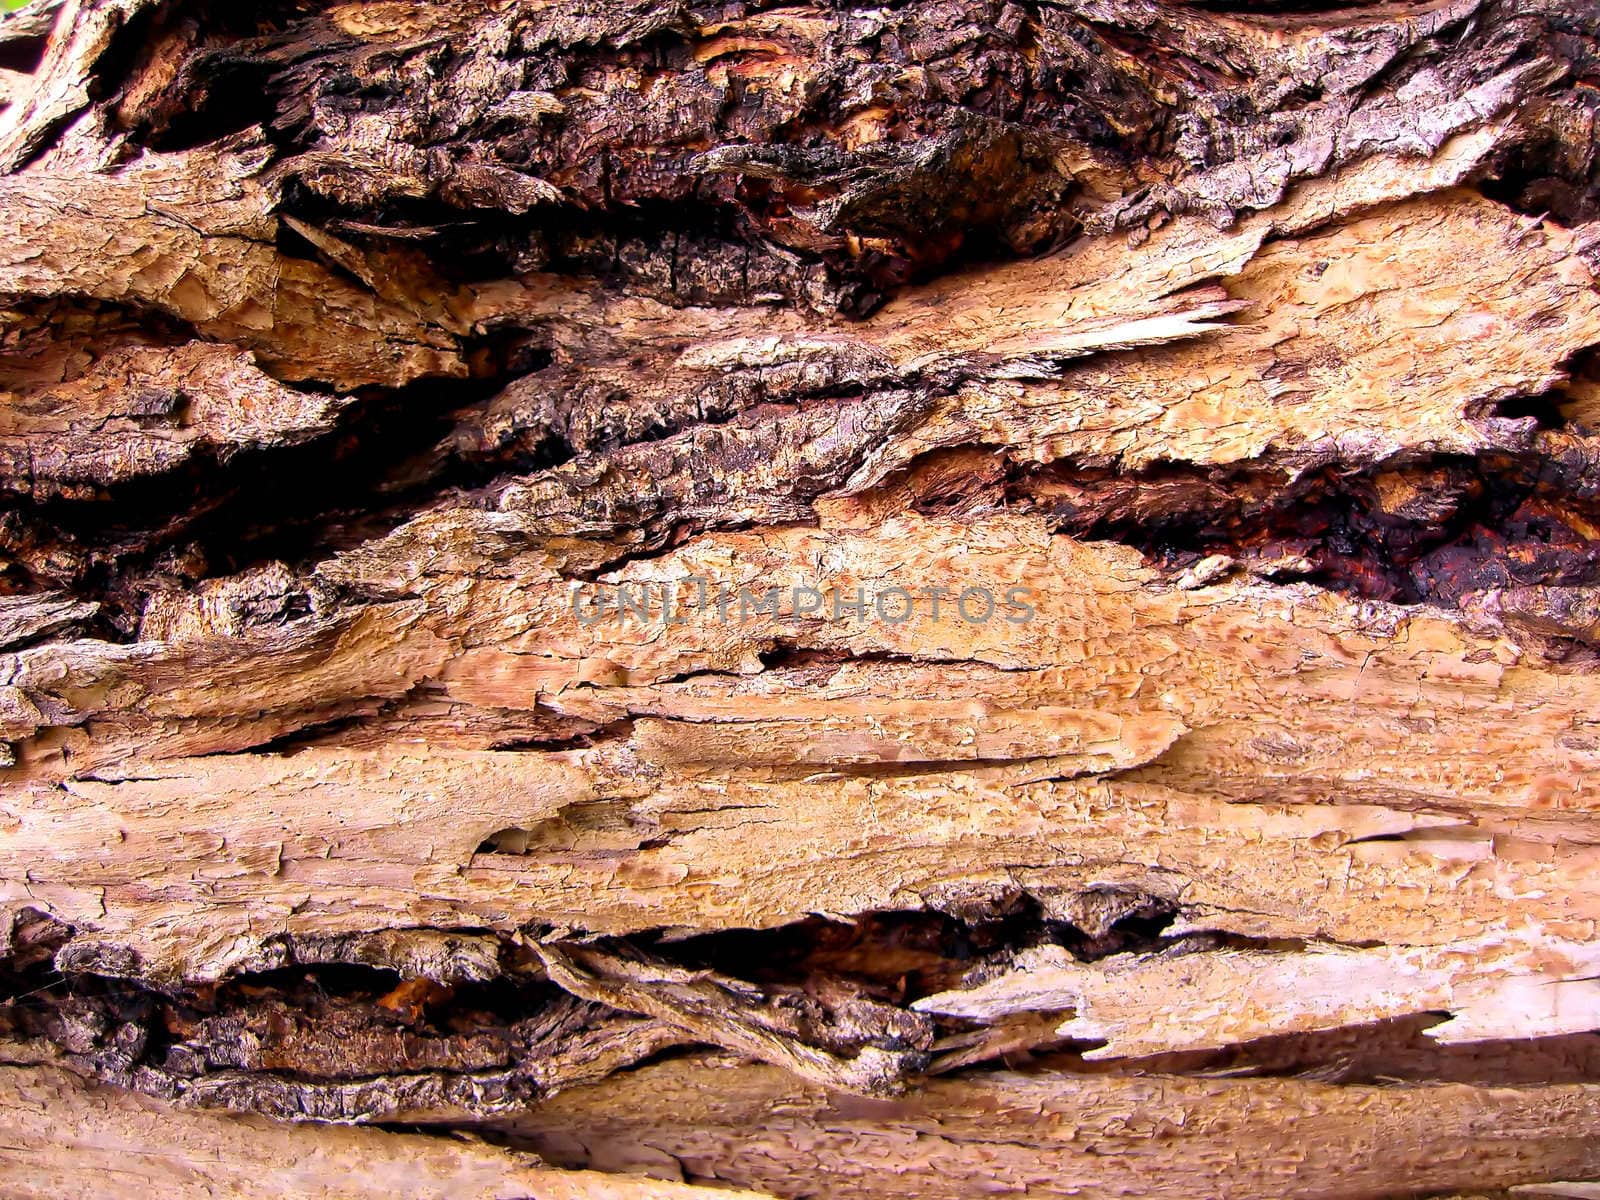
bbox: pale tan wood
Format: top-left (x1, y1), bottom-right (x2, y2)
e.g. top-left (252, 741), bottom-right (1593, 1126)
top-left (509, 1053), bottom-right (1600, 1200)
top-left (0, 1063), bottom-right (767, 1200)
top-left (913, 935), bottom-right (1600, 1058)
top-left (2, 0), bottom-right (1599, 1192)
top-left (3, 513), bottom-right (1598, 1065)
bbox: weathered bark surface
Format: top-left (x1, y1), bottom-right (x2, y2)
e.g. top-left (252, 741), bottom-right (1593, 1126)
top-left (3, 0), bottom-right (1600, 1194)
top-left (509, 1052), bottom-right (1600, 1200)
top-left (0, 1062), bottom-right (762, 1199)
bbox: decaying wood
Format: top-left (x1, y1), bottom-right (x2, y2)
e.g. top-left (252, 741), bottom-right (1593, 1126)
top-left (3, 0), bottom-right (1600, 1194)
top-left (0, 1062), bottom-right (765, 1199)
top-left (507, 1052), bottom-right (1600, 1200)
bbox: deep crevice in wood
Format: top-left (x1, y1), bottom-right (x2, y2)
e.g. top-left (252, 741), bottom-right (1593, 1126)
top-left (5, 0), bottom-right (1600, 1194)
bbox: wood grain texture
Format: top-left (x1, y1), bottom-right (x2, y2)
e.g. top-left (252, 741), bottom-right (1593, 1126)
top-left (2, 0), bottom-right (1600, 1194)
top-left (508, 1053), bottom-right (1600, 1200)
top-left (0, 1063), bottom-right (766, 1199)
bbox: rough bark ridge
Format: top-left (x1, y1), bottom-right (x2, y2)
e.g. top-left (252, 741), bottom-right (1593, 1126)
top-left (3, 0), bottom-right (1600, 1195)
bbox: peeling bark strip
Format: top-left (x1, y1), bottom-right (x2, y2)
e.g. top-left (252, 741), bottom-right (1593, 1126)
top-left (0, 1063), bottom-right (764, 1199)
top-left (3, 0), bottom-right (1600, 1195)
top-left (509, 1054), bottom-right (1600, 1200)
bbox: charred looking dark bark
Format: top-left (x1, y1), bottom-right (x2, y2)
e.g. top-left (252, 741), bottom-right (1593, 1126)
top-left (1, 1), bottom-right (1598, 630)
top-left (6, 0), bottom-right (1600, 1197)
top-left (12, 904), bottom-right (1600, 1128)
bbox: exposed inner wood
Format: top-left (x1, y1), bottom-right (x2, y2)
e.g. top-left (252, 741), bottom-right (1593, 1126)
top-left (3, 0), bottom-right (1600, 1195)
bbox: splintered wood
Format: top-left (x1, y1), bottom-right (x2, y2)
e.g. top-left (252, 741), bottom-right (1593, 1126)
top-left (0, 1064), bottom-right (765, 1200)
top-left (2, 0), bottom-right (1600, 1196)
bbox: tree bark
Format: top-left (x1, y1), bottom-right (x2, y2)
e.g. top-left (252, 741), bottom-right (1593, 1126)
top-left (3, 0), bottom-right (1600, 1195)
